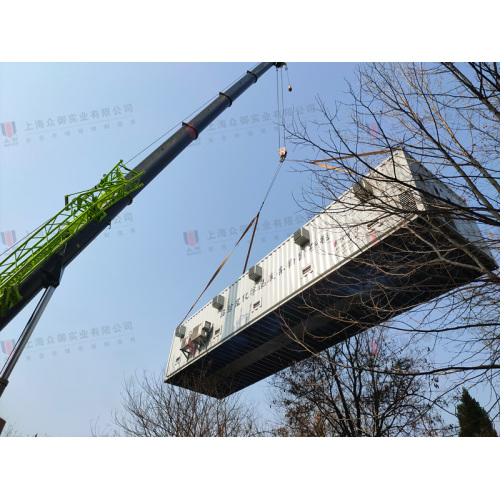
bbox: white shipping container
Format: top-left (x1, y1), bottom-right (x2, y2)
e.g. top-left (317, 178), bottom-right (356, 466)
top-left (165, 150), bottom-right (496, 397)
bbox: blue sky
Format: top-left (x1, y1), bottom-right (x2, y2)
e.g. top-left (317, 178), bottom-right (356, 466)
top-left (1, 4), bottom-right (498, 498)
top-left (2, 62), bottom-right (498, 442)
top-left (2, 61), bottom-right (498, 440)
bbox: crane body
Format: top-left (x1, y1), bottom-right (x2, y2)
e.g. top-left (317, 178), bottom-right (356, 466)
top-left (0, 63), bottom-right (278, 399)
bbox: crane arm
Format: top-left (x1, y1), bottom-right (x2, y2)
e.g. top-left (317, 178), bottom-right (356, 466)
top-left (0, 62), bottom-right (278, 331)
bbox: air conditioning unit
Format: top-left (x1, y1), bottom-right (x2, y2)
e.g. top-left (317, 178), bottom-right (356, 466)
top-left (353, 179), bottom-right (374, 202)
top-left (191, 321), bottom-right (211, 344)
top-left (248, 265), bottom-right (262, 282)
top-left (180, 336), bottom-right (190, 352)
top-left (175, 325), bottom-right (186, 338)
top-left (212, 295), bottom-right (225, 310)
top-left (294, 227), bottom-right (310, 246)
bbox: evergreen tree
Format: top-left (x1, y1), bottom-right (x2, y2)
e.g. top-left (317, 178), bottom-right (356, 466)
top-left (457, 388), bottom-right (498, 437)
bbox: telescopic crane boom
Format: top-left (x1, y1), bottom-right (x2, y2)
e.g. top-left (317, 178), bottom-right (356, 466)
top-left (0, 62), bottom-right (280, 400)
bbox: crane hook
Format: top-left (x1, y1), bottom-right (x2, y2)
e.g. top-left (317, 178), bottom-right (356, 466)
top-left (285, 64), bottom-right (292, 92)
top-left (279, 147), bottom-right (287, 162)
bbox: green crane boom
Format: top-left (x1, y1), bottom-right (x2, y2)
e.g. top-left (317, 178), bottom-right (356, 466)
top-left (0, 160), bottom-right (144, 318)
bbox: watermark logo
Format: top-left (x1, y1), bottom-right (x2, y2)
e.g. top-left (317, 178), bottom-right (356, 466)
top-left (183, 213), bottom-right (309, 258)
top-left (366, 121), bottom-right (378, 138)
top-left (1, 339), bottom-right (16, 357)
top-left (22, 320), bottom-right (136, 362)
top-left (1, 122), bottom-right (17, 138)
top-left (103, 212), bottom-right (135, 240)
top-left (3, 104), bottom-right (135, 149)
top-left (1, 230), bottom-right (17, 247)
top-left (1, 121), bottom-right (19, 148)
top-left (189, 103), bottom-right (318, 149)
top-left (184, 230), bottom-right (201, 257)
top-left (184, 230), bottom-right (199, 247)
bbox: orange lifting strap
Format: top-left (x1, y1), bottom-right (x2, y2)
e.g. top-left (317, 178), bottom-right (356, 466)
top-left (179, 212), bottom-right (260, 326)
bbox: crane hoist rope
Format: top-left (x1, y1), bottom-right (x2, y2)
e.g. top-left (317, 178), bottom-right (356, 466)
top-left (286, 64), bottom-right (292, 92)
top-left (276, 64), bottom-right (288, 163)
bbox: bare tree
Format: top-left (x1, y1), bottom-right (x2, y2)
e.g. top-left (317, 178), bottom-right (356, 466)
top-left (269, 325), bottom-right (451, 436)
top-left (0, 423), bottom-right (21, 437)
top-left (101, 370), bottom-right (265, 437)
top-left (279, 62), bottom-right (500, 425)
top-left (0, 423), bottom-right (42, 437)
top-left (100, 64), bottom-right (500, 437)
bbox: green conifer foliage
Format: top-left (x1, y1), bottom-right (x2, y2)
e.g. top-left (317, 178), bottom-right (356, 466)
top-left (456, 388), bottom-right (498, 437)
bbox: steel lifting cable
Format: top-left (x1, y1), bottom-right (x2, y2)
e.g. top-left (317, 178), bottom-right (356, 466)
top-left (276, 65), bottom-right (287, 162)
top-left (281, 65), bottom-right (286, 151)
top-left (178, 65), bottom-right (289, 327)
top-left (241, 64), bottom-right (289, 271)
top-left (276, 66), bottom-right (281, 152)
top-left (179, 152), bottom-right (286, 328)
top-left (179, 156), bottom-right (285, 326)
top-left (242, 158), bottom-right (284, 274)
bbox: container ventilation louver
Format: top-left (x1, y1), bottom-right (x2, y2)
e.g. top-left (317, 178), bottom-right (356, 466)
top-left (398, 190), bottom-right (418, 218)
